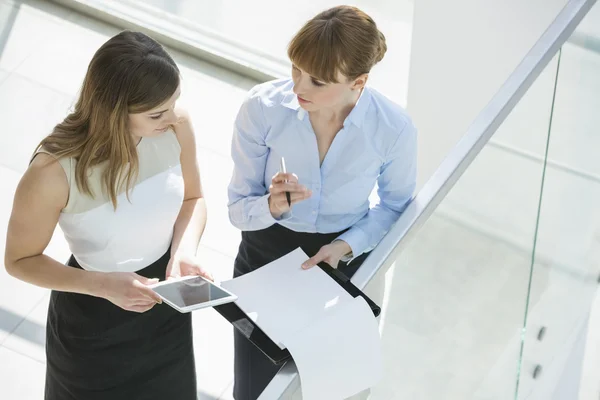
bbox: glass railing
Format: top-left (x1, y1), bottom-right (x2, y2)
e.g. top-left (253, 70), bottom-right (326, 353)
top-left (364, 53), bottom-right (561, 399)
top-left (259, 0), bottom-right (598, 398)
top-left (517, 3), bottom-right (600, 399)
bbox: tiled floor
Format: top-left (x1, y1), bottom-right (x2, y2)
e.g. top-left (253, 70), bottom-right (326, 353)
top-left (0, 0), bottom-right (257, 398)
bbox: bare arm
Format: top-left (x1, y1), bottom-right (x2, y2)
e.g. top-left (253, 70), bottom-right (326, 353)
top-left (170, 110), bottom-right (207, 259)
top-left (4, 154), bottom-right (103, 295)
top-left (4, 154), bottom-right (162, 312)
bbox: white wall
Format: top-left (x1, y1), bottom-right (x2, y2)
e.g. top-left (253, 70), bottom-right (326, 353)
top-left (405, 0), bottom-right (600, 272)
top-left (407, 0), bottom-right (569, 189)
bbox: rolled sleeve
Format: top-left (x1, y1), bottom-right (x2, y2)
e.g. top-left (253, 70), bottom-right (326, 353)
top-left (334, 227), bottom-right (369, 263)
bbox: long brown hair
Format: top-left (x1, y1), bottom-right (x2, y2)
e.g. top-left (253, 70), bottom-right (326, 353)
top-left (37, 30), bottom-right (180, 208)
top-left (288, 6), bottom-right (387, 83)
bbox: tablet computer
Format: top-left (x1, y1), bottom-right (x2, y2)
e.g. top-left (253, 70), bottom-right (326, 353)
top-left (150, 276), bottom-right (238, 313)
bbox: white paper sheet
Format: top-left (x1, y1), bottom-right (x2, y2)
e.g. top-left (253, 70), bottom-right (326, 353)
top-left (281, 296), bottom-right (383, 400)
top-left (221, 248), bottom-right (353, 348)
top-left (221, 248), bottom-right (383, 398)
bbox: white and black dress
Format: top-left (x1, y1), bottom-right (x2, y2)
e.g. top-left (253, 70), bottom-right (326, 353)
top-left (39, 131), bottom-right (197, 400)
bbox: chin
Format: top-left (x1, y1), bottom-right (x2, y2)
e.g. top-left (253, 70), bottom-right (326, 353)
top-left (299, 103), bottom-right (316, 111)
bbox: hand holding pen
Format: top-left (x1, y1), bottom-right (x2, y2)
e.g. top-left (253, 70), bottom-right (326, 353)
top-left (279, 157), bottom-right (292, 207)
top-left (267, 157), bottom-right (312, 219)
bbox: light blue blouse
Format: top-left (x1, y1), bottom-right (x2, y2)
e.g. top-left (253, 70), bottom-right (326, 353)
top-left (227, 78), bottom-right (417, 259)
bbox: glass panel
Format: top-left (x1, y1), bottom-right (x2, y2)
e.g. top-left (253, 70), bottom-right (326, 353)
top-left (358, 55), bottom-right (560, 399)
top-left (517, 3), bottom-right (600, 399)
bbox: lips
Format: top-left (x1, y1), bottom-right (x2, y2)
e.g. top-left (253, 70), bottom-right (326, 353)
top-left (298, 96), bottom-right (311, 103)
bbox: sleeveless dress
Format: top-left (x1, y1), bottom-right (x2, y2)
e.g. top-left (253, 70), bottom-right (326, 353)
top-left (39, 131), bottom-right (197, 400)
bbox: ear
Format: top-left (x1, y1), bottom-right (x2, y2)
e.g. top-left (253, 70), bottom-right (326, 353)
top-left (351, 74), bottom-right (369, 90)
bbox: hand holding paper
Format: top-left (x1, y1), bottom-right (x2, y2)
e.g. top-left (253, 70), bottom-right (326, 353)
top-left (301, 240), bottom-right (353, 269)
top-left (220, 248), bottom-right (383, 399)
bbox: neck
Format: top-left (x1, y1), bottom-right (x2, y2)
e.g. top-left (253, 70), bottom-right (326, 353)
top-left (310, 88), bottom-right (362, 125)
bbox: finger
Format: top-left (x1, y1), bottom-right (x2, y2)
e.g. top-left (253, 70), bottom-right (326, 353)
top-left (133, 280), bottom-right (163, 303)
top-left (271, 190), bottom-right (310, 208)
top-left (324, 258), bottom-right (339, 268)
top-left (302, 253), bottom-right (326, 269)
top-left (200, 270), bottom-right (214, 282)
top-left (128, 303), bottom-right (156, 313)
top-left (131, 299), bottom-right (158, 307)
top-left (137, 276), bottom-right (160, 286)
top-left (270, 192), bottom-right (312, 211)
top-left (132, 278), bottom-right (161, 302)
top-left (270, 182), bottom-right (308, 194)
top-left (144, 287), bottom-right (163, 304)
top-left (272, 172), bottom-right (298, 184)
top-left (182, 265), bottom-right (214, 283)
top-left (290, 190), bottom-right (312, 203)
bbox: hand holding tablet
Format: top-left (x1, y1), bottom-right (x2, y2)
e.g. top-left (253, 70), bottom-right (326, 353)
top-left (150, 275), bottom-right (237, 313)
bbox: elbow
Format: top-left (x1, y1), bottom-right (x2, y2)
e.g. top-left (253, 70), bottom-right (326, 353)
top-left (183, 196), bottom-right (205, 205)
top-left (4, 254), bottom-right (19, 278)
top-left (227, 207), bottom-right (242, 230)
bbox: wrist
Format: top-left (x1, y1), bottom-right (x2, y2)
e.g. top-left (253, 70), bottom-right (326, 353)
top-left (268, 195), bottom-right (283, 219)
top-left (333, 240), bottom-right (352, 258)
top-left (85, 271), bottom-right (109, 299)
top-left (170, 243), bottom-right (197, 260)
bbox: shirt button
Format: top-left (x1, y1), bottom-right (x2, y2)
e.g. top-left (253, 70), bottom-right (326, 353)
top-left (312, 210), bottom-right (317, 215)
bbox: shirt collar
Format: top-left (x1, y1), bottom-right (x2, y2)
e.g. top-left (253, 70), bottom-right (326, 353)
top-left (343, 88), bottom-right (371, 129)
top-left (280, 87), bottom-right (371, 127)
top-left (281, 91), bottom-right (299, 109)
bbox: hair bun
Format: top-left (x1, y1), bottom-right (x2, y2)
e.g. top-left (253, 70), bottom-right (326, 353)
top-left (375, 31), bottom-right (387, 63)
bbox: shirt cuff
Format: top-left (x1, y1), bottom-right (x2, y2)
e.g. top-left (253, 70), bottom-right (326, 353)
top-left (334, 228), bottom-right (368, 264)
top-left (248, 194), bottom-right (292, 226)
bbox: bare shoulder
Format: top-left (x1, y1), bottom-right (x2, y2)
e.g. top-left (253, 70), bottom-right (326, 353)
top-left (175, 107), bottom-right (192, 125)
top-left (5, 153), bottom-right (69, 266)
top-left (174, 108), bottom-right (193, 134)
top-left (20, 153), bottom-right (69, 210)
top-left (172, 109), bottom-right (202, 197)
top-left (173, 108), bottom-right (196, 148)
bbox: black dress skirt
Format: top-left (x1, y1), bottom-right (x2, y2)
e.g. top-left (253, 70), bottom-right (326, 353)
top-left (232, 223), bottom-right (369, 400)
top-left (44, 248), bottom-right (197, 400)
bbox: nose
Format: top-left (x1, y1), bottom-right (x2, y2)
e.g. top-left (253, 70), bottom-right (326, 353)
top-left (292, 75), bottom-right (309, 96)
top-left (164, 109), bottom-right (178, 125)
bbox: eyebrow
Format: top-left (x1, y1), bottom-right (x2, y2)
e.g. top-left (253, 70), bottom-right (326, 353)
top-left (293, 64), bottom-right (323, 82)
top-left (149, 90), bottom-right (182, 115)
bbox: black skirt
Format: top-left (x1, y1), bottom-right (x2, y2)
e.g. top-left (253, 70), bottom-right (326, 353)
top-left (233, 223), bottom-right (369, 400)
top-left (44, 249), bottom-right (197, 400)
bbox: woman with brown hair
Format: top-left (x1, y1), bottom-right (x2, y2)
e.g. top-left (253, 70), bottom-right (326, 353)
top-left (228, 5), bottom-right (418, 400)
top-left (4, 30), bottom-right (211, 399)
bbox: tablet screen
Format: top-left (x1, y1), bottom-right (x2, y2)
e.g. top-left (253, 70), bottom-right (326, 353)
top-left (153, 277), bottom-right (234, 309)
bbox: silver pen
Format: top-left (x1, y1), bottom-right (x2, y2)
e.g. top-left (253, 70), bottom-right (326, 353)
top-left (280, 157), bottom-right (291, 207)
